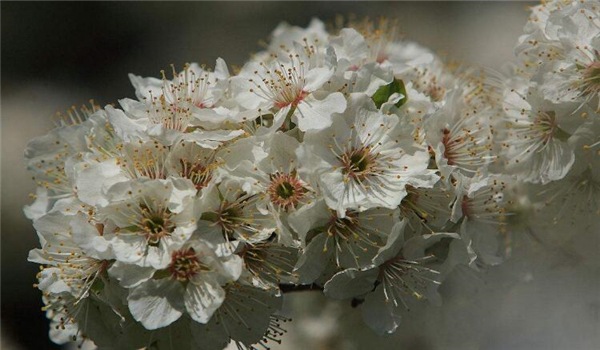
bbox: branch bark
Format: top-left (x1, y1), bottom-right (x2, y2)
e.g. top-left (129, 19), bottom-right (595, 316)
top-left (278, 283), bottom-right (323, 293)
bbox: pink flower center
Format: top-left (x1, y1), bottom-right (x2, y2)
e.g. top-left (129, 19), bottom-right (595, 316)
top-left (169, 248), bottom-right (204, 281)
top-left (267, 172), bottom-right (307, 210)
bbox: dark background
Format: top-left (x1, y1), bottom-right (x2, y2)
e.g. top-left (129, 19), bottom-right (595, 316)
top-left (8, 3), bottom-right (597, 350)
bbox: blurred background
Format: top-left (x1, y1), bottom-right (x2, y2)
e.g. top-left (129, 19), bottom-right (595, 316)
top-left (2, 2), bottom-right (599, 350)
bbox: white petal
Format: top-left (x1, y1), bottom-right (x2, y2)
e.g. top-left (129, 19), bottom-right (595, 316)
top-left (324, 267), bottom-right (378, 299)
top-left (304, 67), bottom-right (334, 92)
top-left (220, 286), bottom-right (282, 345)
top-left (181, 129), bottom-right (246, 150)
top-left (294, 92), bottom-right (347, 131)
top-left (461, 219), bottom-right (505, 266)
top-left (71, 213), bottom-right (113, 260)
top-left (106, 105), bottom-right (147, 142)
top-left (32, 211), bottom-right (71, 240)
top-left (331, 28), bottom-right (369, 63)
top-left (75, 159), bottom-right (128, 207)
top-left (107, 261), bottom-right (155, 288)
top-left (128, 279), bottom-right (185, 330)
top-left (109, 234), bottom-right (148, 265)
top-left (217, 254), bottom-right (244, 283)
top-left (184, 276), bottom-right (226, 324)
top-left (128, 73), bottom-right (163, 100)
top-left (403, 232), bottom-right (460, 261)
top-left (287, 200), bottom-right (331, 242)
top-left (38, 267), bottom-right (70, 294)
top-left (294, 233), bottom-right (332, 284)
top-left (361, 285), bottom-right (402, 335)
top-left (214, 57), bottom-right (230, 81)
top-left (374, 219), bottom-right (408, 265)
top-left (24, 187), bottom-right (50, 220)
top-left (190, 319), bottom-right (230, 350)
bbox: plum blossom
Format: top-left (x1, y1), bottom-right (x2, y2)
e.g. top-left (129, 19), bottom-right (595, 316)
top-left (298, 93), bottom-right (436, 216)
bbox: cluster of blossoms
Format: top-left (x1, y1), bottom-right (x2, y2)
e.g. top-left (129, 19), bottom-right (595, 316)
top-left (24, 4), bottom-right (599, 349)
top-left (509, 0), bottom-right (600, 240)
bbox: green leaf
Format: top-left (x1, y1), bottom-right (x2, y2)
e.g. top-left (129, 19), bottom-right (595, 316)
top-left (372, 78), bottom-right (408, 109)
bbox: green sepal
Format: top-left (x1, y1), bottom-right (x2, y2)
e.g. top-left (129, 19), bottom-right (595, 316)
top-left (372, 78), bottom-right (408, 109)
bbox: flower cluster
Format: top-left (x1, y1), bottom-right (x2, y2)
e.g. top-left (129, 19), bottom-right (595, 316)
top-left (24, 4), bottom-right (599, 349)
top-left (509, 0), bottom-right (600, 239)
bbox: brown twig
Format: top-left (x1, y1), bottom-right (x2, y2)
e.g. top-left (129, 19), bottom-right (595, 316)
top-left (279, 283), bottom-right (323, 293)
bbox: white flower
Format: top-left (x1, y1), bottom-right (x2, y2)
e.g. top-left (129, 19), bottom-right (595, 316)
top-left (425, 82), bottom-right (496, 179)
top-left (338, 17), bottom-right (436, 72)
top-left (35, 250), bottom-right (143, 349)
top-left (83, 105), bottom-right (123, 157)
top-left (450, 174), bottom-right (511, 267)
top-left (399, 182), bottom-right (454, 237)
top-left (229, 132), bottom-right (310, 209)
top-left (329, 61), bottom-right (395, 98)
top-left (114, 93), bottom-right (244, 146)
top-left (129, 59), bottom-right (238, 129)
top-left (231, 51), bottom-right (346, 132)
top-left (327, 28), bottom-right (395, 96)
top-left (41, 292), bottom-right (83, 345)
top-left (127, 240), bottom-right (242, 329)
top-left (104, 104), bottom-right (152, 143)
top-left (515, 0), bottom-right (600, 111)
top-left (28, 212), bottom-right (110, 300)
top-left (115, 139), bottom-right (170, 180)
top-left (533, 148), bottom-right (600, 232)
top-left (24, 105), bottom-right (100, 218)
top-left (513, 0), bottom-right (564, 72)
top-left (98, 178), bottom-right (198, 269)
top-left (324, 219), bottom-right (459, 334)
top-left (195, 179), bottom-right (277, 248)
top-left (528, 144), bottom-right (600, 260)
top-left (398, 58), bottom-right (455, 104)
top-left (74, 157), bottom-right (129, 207)
top-left (166, 140), bottom-right (226, 193)
top-left (537, 35), bottom-right (600, 111)
top-left (225, 132), bottom-right (314, 244)
top-left (74, 137), bottom-right (194, 207)
top-left (189, 283), bottom-right (283, 348)
top-left (261, 18), bottom-right (330, 59)
top-left (298, 93), bottom-right (436, 216)
top-left (289, 199), bottom-right (400, 284)
top-left (330, 28), bottom-right (371, 71)
top-left (23, 187), bottom-right (51, 220)
top-left (40, 283), bottom-right (153, 349)
top-left (500, 78), bottom-right (581, 184)
top-left (236, 241), bottom-right (299, 289)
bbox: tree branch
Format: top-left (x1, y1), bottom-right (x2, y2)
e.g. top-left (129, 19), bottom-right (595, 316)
top-left (279, 283), bottom-right (323, 293)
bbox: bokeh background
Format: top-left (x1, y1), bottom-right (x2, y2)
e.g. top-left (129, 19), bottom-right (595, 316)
top-left (2, 2), bottom-right (599, 350)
